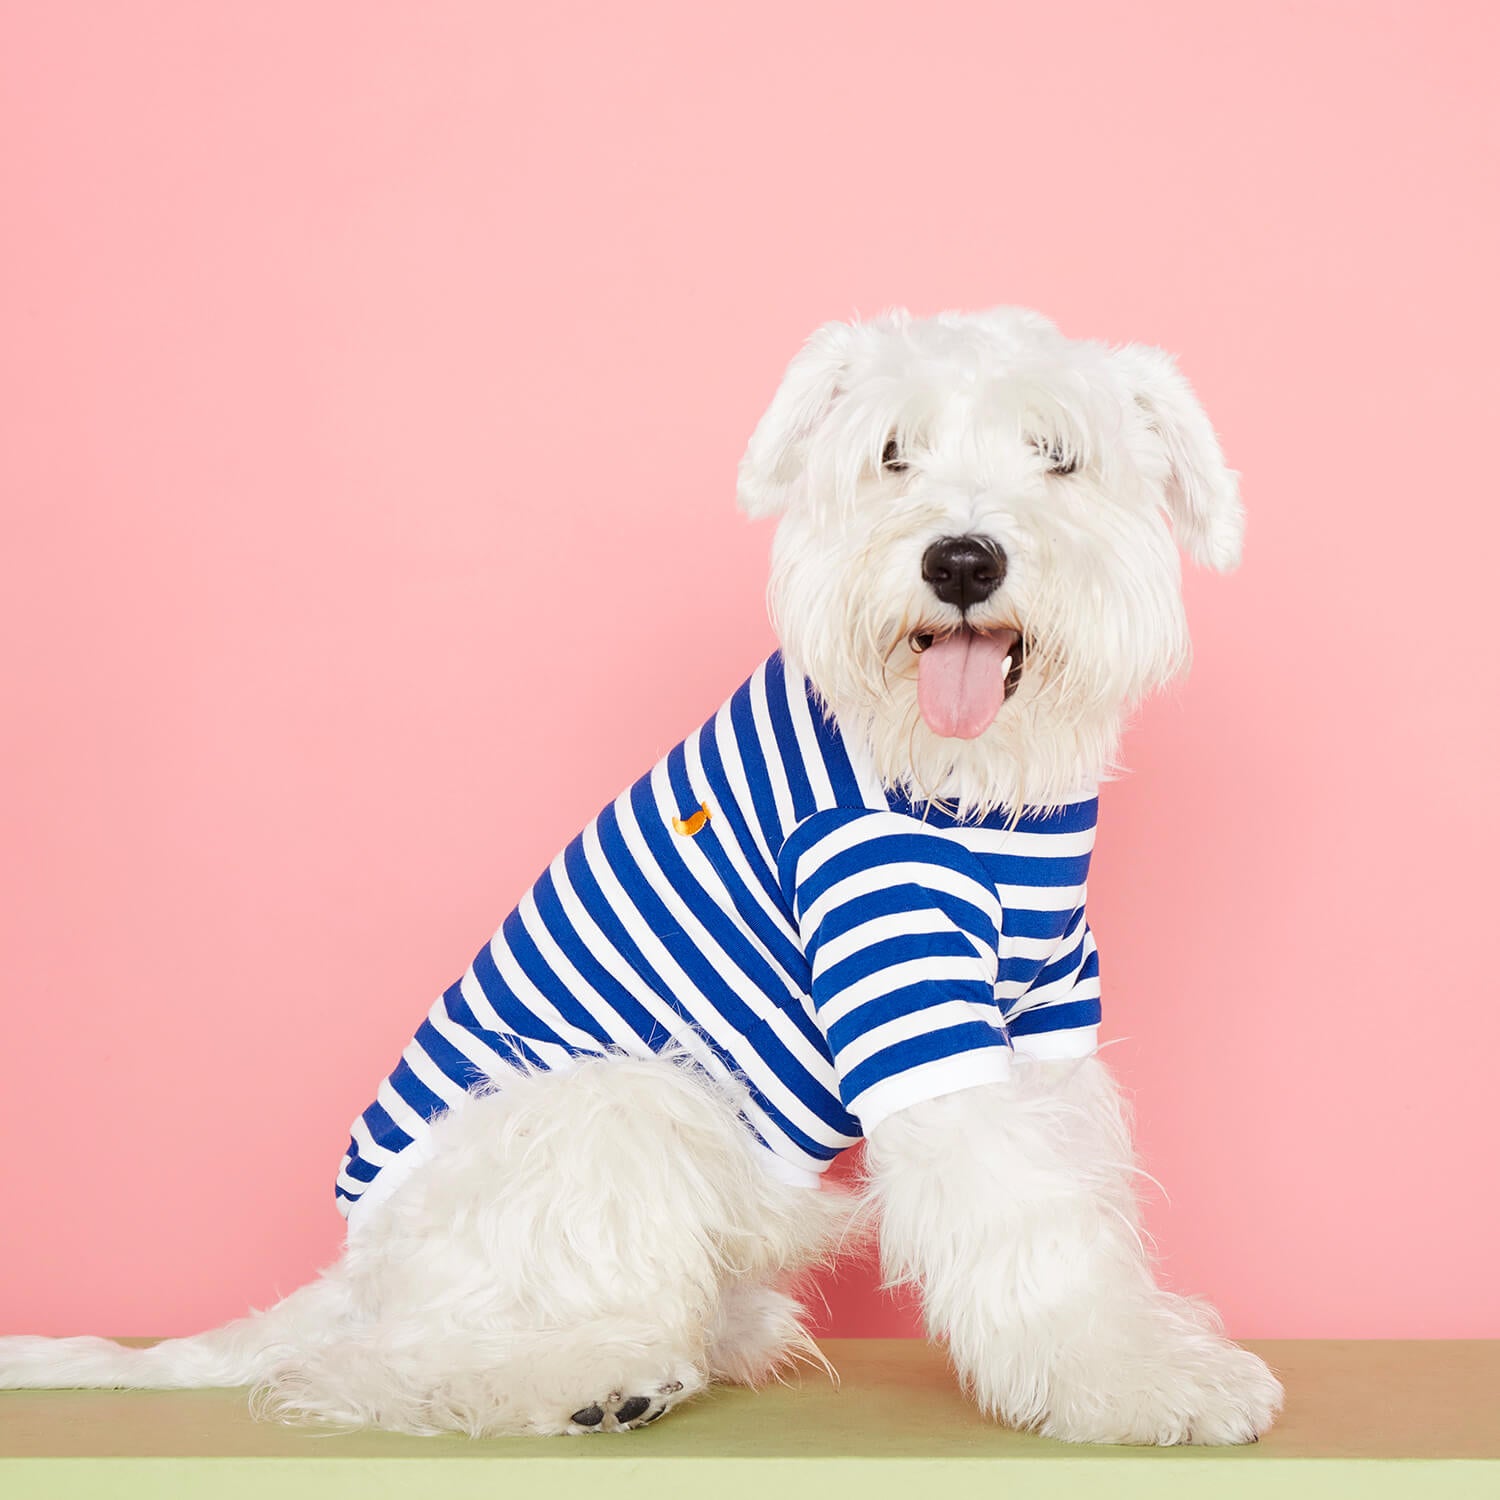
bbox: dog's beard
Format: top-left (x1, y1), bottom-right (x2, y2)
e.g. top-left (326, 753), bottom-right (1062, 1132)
top-left (778, 591), bottom-right (1121, 817)
top-left (771, 539), bottom-right (1186, 819)
top-left (826, 646), bottom-right (1125, 819)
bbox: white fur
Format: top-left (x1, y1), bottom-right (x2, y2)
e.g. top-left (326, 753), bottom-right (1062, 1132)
top-left (0, 306), bottom-right (1280, 1443)
top-left (742, 307), bottom-right (1242, 816)
top-left (865, 1055), bottom-right (1281, 1443)
top-left (1, 1053), bottom-right (853, 1435)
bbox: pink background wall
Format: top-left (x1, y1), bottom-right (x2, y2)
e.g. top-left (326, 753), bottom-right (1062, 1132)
top-left (3, 2), bottom-right (1497, 1341)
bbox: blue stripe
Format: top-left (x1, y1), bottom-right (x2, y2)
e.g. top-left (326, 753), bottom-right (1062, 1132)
top-left (617, 780), bottom-right (857, 1142)
top-left (359, 1099), bottom-right (412, 1153)
top-left (826, 979), bottom-right (1000, 1056)
top-left (502, 879), bottom-right (618, 1049)
top-left (817, 928), bottom-right (983, 998)
top-left (773, 654), bottom-right (864, 806)
top-left (339, 1146), bottom-right (379, 1182)
top-left (999, 903), bottom-right (1083, 941)
top-left (980, 851), bottom-right (1093, 887)
top-left (697, 713), bottom-right (793, 917)
top-left (1003, 995), bottom-right (1101, 1036)
top-left (472, 935), bottom-right (570, 1061)
top-left (663, 746), bottom-right (824, 1058)
top-left (728, 670), bottom-right (787, 860)
top-left (1026, 936), bottom-right (1091, 993)
top-left (839, 1022), bottom-right (1011, 1109)
top-left (762, 658), bottom-right (816, 824)
top-left (388, 1057), bottom-right (447, 1121)
top-left (790, 830), bottom-right (1001, 916)
top-left (562, 813), bottom-right (694, 1032)
top-left (666, 740), bottom-right (809, 986)
top-left (413, 1018), bottom-right (490, 1093)
top-left (437, 980), bottom-right (536, 1071)
top-left (590, 801), bottom-right (852, 1158)
top-left (802, 881), bottom-right (1000, 967)
top-left (537, 843), bottom-right (674, 1050)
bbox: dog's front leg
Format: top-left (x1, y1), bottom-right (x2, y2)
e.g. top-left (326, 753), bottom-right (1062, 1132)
top-left (864, 1055), bottom-right (1283, 1444)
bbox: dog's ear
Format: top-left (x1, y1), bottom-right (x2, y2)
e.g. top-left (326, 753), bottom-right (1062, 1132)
top-left (737, 322), bottom-right (853, 518)
top-left (1112, 344), bottom-right (1244, 572)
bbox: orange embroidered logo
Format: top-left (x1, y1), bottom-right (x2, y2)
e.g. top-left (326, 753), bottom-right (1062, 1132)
top-left (671, 802), bottom-right (712, 837)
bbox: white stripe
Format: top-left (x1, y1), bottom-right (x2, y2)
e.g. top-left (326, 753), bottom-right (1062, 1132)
top-left (816, 954), bottom-right (997, 1033)
top-left (854, 1047), bottom-right (1014, 1136)
top-left (508, 839), bottom-right (840, 1175)
top-left (400, 1034), bottom-right (470, 1107)
top-left (782, 664), bottom-right (838, 811)
top-left (425, 992), bottom-right (534, 1083)
top-left (458, 949), bottom-right (576, 1071)
top-left (374, 1075), bottom-right (430, 1142)
top-left (814, 906), bottom-right (970, 974)
top-left (335, 1165), bottom-right (371, 1199)
top-left (749, 665), bottom-right (796, 842)
top-left (545, 832), bottom-right (714, 1057)
top-left (799, 670), bottom-right (894, 807)
top-left (710, 698), bottom-right (777, 873)
top-left (348, 1111), bottom-right (399, 1166)
top-left (950, 825), bottom-right (1097, 859)
top-left (611, 777), bottom-right (848, 1142)
top-left (741, 1094), bottom-right (856, 1168)
top-left (999, 927), bottom-right (1088, 965)
top-left (656, 747), bottom-right (811, 1007)
top-left (1004, 970), bottom-right (1100, 1019)
top-left (580, 811), bottom-right (835, 1158)
top-left (1011, 1024), bottom-right (1099, 1060)
top-left (800, 859), bottom-right (1003, 938)
top-left (999, 959), bottom-right (1091, 1007)
top-left (514, 883), bottom-right (649, 1054)
top-left (639, 764), bottom-right (832, 1088)
top-left (998, 908), bottom-right (1088, 981)
top-left (782, 808), bottom-right (932, 888)
top-left (993, 880), bottom-right (1087, 913)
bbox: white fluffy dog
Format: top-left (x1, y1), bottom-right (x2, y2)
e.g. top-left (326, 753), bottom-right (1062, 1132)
top-left (0, 307), bottom-right (1283, 1444)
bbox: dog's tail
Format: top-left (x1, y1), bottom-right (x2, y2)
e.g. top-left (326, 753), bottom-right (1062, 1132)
top-left (0, 1275), bottom-right (342, 1391)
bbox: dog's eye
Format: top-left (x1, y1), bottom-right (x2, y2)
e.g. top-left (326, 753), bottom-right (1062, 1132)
top-left (1031, 437), bottom-right (1079, 476)
top-left (882, 438), bottom-right (909, 473)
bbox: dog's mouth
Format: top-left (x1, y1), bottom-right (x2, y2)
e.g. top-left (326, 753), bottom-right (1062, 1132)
top-left (907, 625), bottom-right (1024, 739)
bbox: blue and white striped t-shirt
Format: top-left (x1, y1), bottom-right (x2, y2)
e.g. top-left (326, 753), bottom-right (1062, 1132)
top-left (337, 653), bottom-right (1102, 1222)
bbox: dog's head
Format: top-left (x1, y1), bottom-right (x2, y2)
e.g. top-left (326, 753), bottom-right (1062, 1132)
top-left (738, 307), bottom-right (1242, 814)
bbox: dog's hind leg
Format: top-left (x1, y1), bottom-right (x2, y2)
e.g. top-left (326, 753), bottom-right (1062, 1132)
top-left (253, 1051), bottom-right (851, 1435)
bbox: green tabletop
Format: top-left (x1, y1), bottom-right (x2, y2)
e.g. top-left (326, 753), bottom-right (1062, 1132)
top-left (1, 1339), bottom-right (1496, 1498)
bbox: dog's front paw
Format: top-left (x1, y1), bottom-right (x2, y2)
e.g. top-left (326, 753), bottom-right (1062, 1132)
top-left (1038, 1332), bottom-right (1283, 1446)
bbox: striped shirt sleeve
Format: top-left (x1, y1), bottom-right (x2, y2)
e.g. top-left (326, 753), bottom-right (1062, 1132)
top-left (776, 808), bottom-right (1015, 1135)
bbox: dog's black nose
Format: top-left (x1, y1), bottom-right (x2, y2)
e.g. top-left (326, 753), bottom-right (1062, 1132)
top-left (921, 535), bottom-right (1007, 609)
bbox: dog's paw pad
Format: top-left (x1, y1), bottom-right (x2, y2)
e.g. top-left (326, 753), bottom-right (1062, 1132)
top-left (615, 1395), bottom-right (651, 1423)
top-left (564, 1375), bottom-right (699, 1434)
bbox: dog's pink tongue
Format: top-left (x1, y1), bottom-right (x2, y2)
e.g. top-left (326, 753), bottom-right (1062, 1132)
top-left (917, 630), bottom-right (1017, 739)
